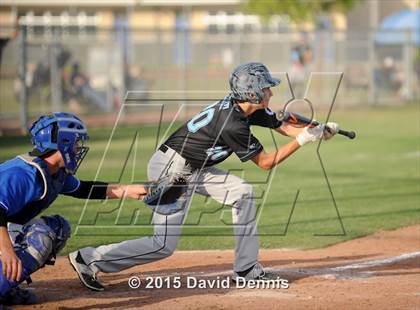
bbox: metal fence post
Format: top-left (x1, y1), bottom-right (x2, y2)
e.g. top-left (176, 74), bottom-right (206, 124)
top-left (19, 25), bottom-right (28, 134)
top-left (368, 30), bottom-right (376, 105)
top-left (403, 30), bottom-right (413, 102)
top-left (50, 29), bottom-right (62, 112)
top-left (368, 0), bottom-right (378, 105)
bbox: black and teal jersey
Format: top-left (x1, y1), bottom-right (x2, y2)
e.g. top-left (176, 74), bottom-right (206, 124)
top-left (165, 95), bottom-right (282, 169)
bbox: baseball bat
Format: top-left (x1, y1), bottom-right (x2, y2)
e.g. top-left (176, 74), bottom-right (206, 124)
top-left (277, 110), bottom-right (356, 140)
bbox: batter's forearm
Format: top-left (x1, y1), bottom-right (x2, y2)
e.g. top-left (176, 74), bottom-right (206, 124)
top-left (270, 139), bottom-right (301, 168)
top-left (276, 123), bottom-right (304, 138)
top-left (253, 140), bottom-right (300, 170)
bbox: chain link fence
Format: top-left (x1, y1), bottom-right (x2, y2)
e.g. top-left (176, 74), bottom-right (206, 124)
top-left (0, 26), bottom-right (418, 132)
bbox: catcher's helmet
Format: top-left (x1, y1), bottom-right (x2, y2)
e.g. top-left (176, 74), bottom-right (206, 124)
top-left (29, 112), bottom-right (89, 174)
top-left (229, 62), bottom-right (280, 104)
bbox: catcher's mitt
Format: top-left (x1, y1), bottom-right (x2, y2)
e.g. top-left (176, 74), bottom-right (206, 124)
top-left (142, 174), bottom-right (188, 215)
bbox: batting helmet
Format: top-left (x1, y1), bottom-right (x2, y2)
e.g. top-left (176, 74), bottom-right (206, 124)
top-left (229, 62), bottom-right (280, 104)
top-left (29, 112), bottom-right (89, 174)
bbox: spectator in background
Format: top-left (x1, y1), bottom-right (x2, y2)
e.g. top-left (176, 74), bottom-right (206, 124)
top-left (30, 47), bottom-right (72, 95)
top-left (290, 34), bottom-right (313, 97)
top-left (17, 46), bottom-right (109, 112)
top-left (290, 50), bottom-right (306, 97)
top-left (125, 65), bottom-right (150, 102)
top-left (70, 62), bottom-right (109, 112)
top-left (376, 57), bottom-right (404, 93)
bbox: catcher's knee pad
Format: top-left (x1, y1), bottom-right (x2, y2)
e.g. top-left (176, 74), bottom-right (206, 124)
top-left (0, 216), bottom-right (70, 297)
top-left (0, 222), bottom-right (55, 297)
top-left (40, 215), bottom-right (71, 255)
top-left (19, 215), bottom-right (71, 260)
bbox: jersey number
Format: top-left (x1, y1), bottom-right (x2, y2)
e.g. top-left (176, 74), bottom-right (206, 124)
top-left (187, 108), bottom-right (215, 133)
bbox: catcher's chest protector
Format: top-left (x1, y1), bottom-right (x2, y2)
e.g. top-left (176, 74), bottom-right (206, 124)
top-left (7, 154), bottom-right (67, 225)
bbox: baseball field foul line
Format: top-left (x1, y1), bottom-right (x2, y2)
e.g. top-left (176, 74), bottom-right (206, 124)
top-left (140, 251), bottom-right (420, 280)
top-left (327, 251), bottom-right (420, 271)
top-left (268, 251), bottom-right (420, 280)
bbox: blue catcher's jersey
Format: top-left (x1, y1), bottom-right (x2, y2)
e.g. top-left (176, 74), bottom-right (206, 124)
top-left (0, 154), bottom-right (81, 224)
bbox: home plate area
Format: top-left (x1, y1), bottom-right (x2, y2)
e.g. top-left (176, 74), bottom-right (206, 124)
top-left (13, 225), bottom-right (420, 310)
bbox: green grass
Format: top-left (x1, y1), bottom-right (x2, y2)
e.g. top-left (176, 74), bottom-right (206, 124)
top-left (0, 104), bottom-right (419, 254)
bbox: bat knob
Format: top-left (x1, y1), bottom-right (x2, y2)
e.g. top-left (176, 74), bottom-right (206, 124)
top-left (338, 129), bottom-right (356, 139)
top-left (347, 131), bottom-right (356, 139)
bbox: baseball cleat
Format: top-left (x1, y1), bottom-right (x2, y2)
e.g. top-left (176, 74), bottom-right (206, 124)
top-left (1, 287), bottom-right (38, 305)
top-left (68, 251), bottom-right (104, 291)
top-left (232, 262), bottom-right (279, 282)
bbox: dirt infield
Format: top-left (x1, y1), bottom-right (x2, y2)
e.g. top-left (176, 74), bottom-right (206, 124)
top-left (12, 225), bottom-right (420, 310)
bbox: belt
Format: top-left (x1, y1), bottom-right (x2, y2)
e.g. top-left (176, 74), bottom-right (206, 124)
top-left (158, 144), bottom-right (193, 168)
top-left (159, 144), bottom-right (169, 153)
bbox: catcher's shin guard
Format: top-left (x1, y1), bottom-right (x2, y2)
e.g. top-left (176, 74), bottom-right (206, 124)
top-left (0, 215), bottom-right (71, 298)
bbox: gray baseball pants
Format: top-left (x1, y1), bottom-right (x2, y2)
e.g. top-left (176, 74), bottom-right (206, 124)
top-left (79, 146), bottom-right (259, 274)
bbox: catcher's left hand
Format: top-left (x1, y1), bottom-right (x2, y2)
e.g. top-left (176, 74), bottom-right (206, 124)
top-left (142, 174), bottom-right (188, 215)
top-left (323, 122), bottom-right (340, 140)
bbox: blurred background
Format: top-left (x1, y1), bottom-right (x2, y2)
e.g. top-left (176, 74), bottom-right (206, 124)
top-left (0, 0), bottom-right (418, 251)
top-left (0, 0), bottom-right (419, 133)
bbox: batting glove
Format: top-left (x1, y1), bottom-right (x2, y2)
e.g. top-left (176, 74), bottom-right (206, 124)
top-left (323, 122), bottom-right (340, 140)
top-left (296, 125), bottom-right (325, 146)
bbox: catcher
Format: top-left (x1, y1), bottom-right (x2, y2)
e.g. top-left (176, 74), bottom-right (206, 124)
top-left (69, 62), bottom-right (339, 291)
top-left (0, 112), bottom-right (151, 305)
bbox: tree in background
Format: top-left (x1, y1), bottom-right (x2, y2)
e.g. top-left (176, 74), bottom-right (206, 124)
top-left (244, 0), bottom-right (361, 22)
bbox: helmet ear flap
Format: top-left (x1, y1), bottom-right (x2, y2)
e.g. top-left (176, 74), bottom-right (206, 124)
top-left (248, 92), bottom-right (258, 103)
top-left (29, 116), bottom-right (59, 155)
top-left (51, 123), bottom-right (58, 143)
